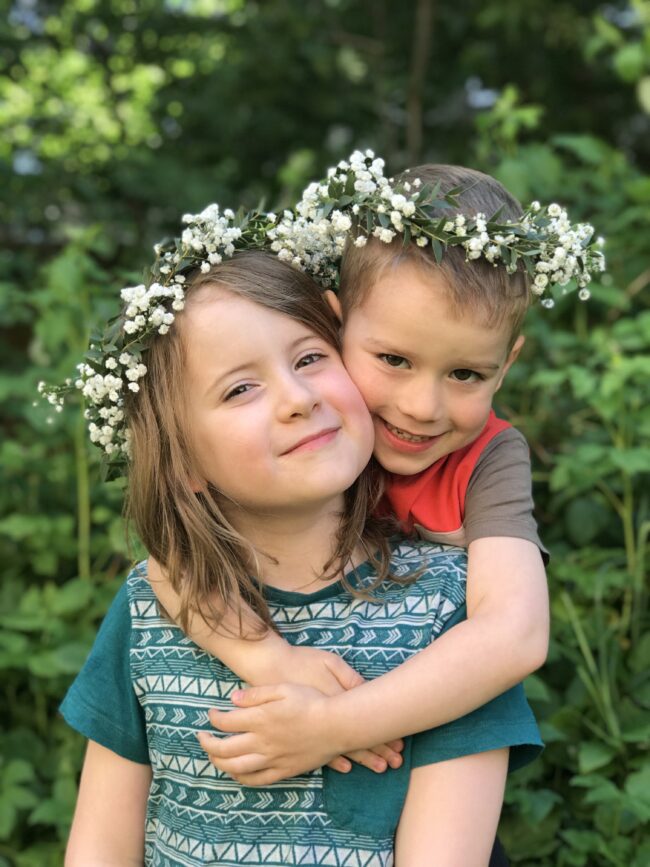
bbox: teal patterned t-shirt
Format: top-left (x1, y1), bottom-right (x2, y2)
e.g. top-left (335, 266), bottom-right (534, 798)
top-left (61, 539), bottom-right (542, 867)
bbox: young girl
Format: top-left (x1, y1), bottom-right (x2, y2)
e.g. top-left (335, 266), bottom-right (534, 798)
top-left (61, 249), bottom-right (541, 866)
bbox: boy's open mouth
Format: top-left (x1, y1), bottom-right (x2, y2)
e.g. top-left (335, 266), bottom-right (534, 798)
top-left (384, 420), bottom-right (435, 444)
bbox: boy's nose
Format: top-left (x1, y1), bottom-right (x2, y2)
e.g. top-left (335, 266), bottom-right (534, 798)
top-left (397, 380), bottom-right (442, 424)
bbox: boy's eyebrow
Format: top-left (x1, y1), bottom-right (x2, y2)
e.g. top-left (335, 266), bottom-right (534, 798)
top-left (362, 337), bottom-right (502, 370)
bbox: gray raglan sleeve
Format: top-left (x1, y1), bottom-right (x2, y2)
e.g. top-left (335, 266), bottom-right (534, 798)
top-left (464, 427), bottom-right (549, 561)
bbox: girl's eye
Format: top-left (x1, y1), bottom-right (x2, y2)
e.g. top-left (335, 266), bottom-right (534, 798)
top-left (296, 352), bottom-right (326, 369)
top-left (450, 369), bottom-right (483, 383)
top-left (224, 383), bottom-right (253, 401)
top-left (379, 353), bottom-right (410, 369)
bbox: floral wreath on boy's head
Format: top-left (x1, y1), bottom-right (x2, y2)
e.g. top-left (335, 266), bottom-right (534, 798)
top-left (40, 149), bottom-right (606, 477)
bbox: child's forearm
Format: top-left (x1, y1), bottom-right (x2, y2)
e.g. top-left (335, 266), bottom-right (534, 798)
top-left (148, 558), bottom-right (369, 696)
top-left (325, 608), bottom-right (527, 752)
top-left (325, 538), bottom-right (549, 753)
top-left (147, 556), bottom-right (291, 684)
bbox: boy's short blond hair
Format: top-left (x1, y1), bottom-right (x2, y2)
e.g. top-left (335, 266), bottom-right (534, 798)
top-left (340, 164), bottom-right (531, 343)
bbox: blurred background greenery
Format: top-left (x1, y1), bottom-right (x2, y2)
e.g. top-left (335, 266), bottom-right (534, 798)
top-left (1, 1), bottom-right (649, 864)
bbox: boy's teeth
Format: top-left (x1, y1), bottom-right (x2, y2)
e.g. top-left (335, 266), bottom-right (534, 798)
top-left (386, 422), bottom-right (431, 443)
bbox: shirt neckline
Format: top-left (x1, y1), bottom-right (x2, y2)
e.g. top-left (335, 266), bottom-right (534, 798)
top-left (262, 557), bottom-right (376, 606)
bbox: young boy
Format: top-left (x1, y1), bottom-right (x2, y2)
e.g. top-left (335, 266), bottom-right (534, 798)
top-left (148, 163), bottom-right (550, 861)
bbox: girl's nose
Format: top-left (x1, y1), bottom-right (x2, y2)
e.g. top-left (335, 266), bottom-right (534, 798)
top-left (276, 374), bottom-right (320, 420)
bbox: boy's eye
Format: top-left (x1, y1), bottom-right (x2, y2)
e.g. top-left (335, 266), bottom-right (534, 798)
top-left (450, 369), bottom-right (482, 383)
top-left (224, 383), bottom-right (253, 401)
top-left (379, 353), bottom-right (410, 369)
top-left (296, 352), bottom-right (326, 369)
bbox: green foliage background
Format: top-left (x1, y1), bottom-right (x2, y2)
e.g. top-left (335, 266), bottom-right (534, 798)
top-left (1, 1), bottom-right (649, 864)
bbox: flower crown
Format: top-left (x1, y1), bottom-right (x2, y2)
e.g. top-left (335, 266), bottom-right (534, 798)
top-left (41, 149), bottom-right (606, 476)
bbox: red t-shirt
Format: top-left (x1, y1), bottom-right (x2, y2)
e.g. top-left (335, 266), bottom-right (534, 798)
top-left (385, 411), bottom-right (544, 550)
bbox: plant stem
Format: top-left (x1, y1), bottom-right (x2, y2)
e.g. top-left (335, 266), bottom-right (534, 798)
top-left (75, 405), bottom-right (91, 580)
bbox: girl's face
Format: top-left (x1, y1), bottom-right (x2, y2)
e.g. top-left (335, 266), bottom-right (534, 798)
top-left (182, 287), bottom-right (374, 517)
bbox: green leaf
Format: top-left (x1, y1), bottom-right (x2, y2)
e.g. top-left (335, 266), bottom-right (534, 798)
top-left (524, 674), bottom-right (551, 702)
top-left (578, 742), bottom-right (617, 774)
top-left (613, 43), bottom-right (645, 83)
top-left (625, 764), bottom-right (650, 809)
top-left (49, 579), bottom-right (93, 616)
top-left (3, 761), bottom-right (35, 787)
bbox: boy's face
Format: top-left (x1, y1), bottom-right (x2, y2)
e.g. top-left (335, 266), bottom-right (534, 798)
top-left (337, 260), bottom-right (524, 476)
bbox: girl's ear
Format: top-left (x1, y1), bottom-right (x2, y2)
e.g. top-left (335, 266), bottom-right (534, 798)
top-left (188, 474), bottom-right (205, 494)
top-left (324, 290), bottom-right (343, 323)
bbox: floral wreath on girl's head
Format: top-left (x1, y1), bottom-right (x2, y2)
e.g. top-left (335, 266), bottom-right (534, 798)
top-left (40, 149), bottom-right (606, 477)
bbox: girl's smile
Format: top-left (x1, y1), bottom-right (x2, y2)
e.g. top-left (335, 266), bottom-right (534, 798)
top-left (281, 426), bottom-right (340, 455)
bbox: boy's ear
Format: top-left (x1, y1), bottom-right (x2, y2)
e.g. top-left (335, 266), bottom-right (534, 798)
top-left (324, 290), bottom-right (343, 323)
top-left (496, 335), bottom-right (525, 391)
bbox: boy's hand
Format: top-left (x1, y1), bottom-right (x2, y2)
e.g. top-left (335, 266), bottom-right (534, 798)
top-left (275, 645), bottom-right (364, 695)
top-left (271, 646), bottom-right (404, 776)
top-left (197, 683), bottom-right (403, 786)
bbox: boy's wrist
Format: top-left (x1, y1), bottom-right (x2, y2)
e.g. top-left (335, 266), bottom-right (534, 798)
top-left (232, 632), bottom-right (293, 687)
top-left (320, 689), bottom-right (366, 755)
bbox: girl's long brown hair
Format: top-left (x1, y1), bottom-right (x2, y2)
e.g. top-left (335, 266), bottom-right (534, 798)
top-left (125, 251), bottom-right (399, 637)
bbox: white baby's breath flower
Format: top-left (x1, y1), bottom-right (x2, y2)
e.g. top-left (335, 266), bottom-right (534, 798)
top-left (533, 274), bottom-right (549, 294)
top-left (373, 226), bottom-right (396, 243)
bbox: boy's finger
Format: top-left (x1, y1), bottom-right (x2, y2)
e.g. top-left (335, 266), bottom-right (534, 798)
top-left (208, 706), bottom-right (259, 733)
top-left (344, 748), bottom-right (388, 773)
top-left (196, 730), bottom-right (256, 760)
top-left (326, 755), bottom-right (352, 774)
top-left (328, 655), bottom-right (365, 691)
top-left (208, 752), bottom-right (270, 777)
top-left (368, 742), bottom-right (403, 769)
top-left (232, 768), bottom-right (286, 787)
top-left (230, 685), bottom-right (285, 707)
top-left (386, 738), bottom-right (404, 753)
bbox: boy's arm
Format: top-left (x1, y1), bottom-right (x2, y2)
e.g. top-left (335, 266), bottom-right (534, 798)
top-left (201, 536), bottom-right (548, 783)
top-left (148, 556), bottom-right (288, 685)
top-left (65, 740), bottom-right (151, 866)
top-left (148, 556), bottom-right (359, 692)
top-left (324, 535), bottom-right (548, 746)
top-left (149, 557), bottom-right (404, 773)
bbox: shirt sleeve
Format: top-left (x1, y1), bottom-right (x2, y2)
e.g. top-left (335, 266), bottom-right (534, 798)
top-left (464, 427), bottom-right (549, 562)
top-left (59, 581), bottom-right (150, 764)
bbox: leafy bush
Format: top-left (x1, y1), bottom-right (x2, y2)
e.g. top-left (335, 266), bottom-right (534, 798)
top-left (1, 2), bottom-right (648, 864)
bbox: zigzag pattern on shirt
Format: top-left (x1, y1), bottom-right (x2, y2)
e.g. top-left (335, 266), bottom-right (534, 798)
top-left (127, 540), bottom-right (466, 865)
top-left (147, 818), bottom-right (393, 867)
